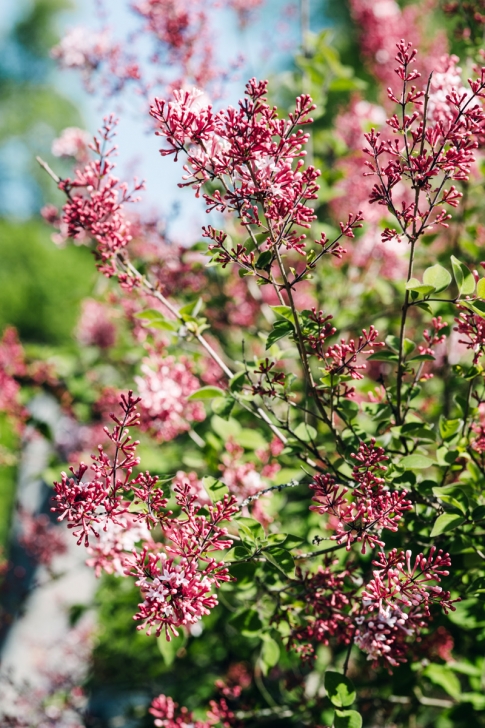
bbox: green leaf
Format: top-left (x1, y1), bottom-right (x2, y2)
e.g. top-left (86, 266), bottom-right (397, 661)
top-left (423, 664), bottom-right (461, 699)
top-left (451, 255), bottom-right (476, 296)
top-left (400, 454), bottom-right (434, 469)
top-left (324, 671), bottom-right (356, 708)
top-left (244, 232), bottom-right (269, 252)
top-left (237, 517), bottom-right (265, 544)
top-left (447, 598), bottom-right (485, 629)
top-left (230, 371), bottom-right (247, 392)
top-left (238, 429), bottom-right (267, 450)
top-left (255, 250), bottom-right (273, 269)
top-left (228, 561), bottom-right (257, 586)
top-left (293, 422), bottom-right (318, 442)
top-left (334, 710), bottom-right (363, 728)
top-left (430, 512), bottom-right (465, 537)
top-left (261, 637), bottom-right (280, 674)
top-left (338, 399), bottom-right (360, 421)
top-left (432, 486), bottom-right (468, 514)
top-left (439, 417), bottom-right (462, 441)
top-left (400, 422), bottom-right (436, 442)
top-left (385, 334), bottom-right (400, 352)
top-left (423, 264), bottom-right (452, 293)
top-left (367, 350), bottom-right (399, 362)
top-left (264, 547), bottom-right (295, 576)
top-left (211, 396), bottom-right (235, 419)
top-left (266, 533), bottom-right (288, 546)
top-left (226, 545), bottom-right (251, 561)
top-left (179, 298), bottom-right (203, 318)
top-left (405, 278), bottom-right (436, 296)
top-left (282, 533), bottom-right (305, 548)
top-left (188, 386), bottom-right (226, 400)
top-left (415, 301), bottom-right (433, 313)
top-left (230, 609), bottom-right (263, 636)
top-left (477, 278), bottom-right (485, 299)
top-left (472, 505), bottom-right (485, 522)
top-left (144, 319), bottom-right (178, 332)
top-left (211, 415), bottom-right (241, 440)
top-left (266, 319), bottom-right (294, 349)
top-left (461, 693), bottom-right (485, 710)
top-left (270, 305), bottom-right (294, 322)
top-left (157, 630), bottom-right (186, 666)
top-left (134, 309), bottom-right (177, 331)
top-left (469, 300), bottom-right (485, 319)
top-left (202, 476), bottom-right (229, 503)
top-left (409, 353), bottom-right (435, 362)
top-left (402, 338), bottom-right (416, 356)
top-left (436, 446), bottom-right (459, 467)
top-left (134, 308), bottom-right (165, 320)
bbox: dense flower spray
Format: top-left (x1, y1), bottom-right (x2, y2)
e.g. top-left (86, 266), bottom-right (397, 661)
top-left (52, 392), bottom-right (237, 638)
top-left (35, 4), bottom-right (485, 721)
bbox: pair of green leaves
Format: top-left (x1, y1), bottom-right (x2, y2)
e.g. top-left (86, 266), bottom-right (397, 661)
top-left (406, 263), bottom-right (452, 298)
top-left (135, 299), bottom-right (209, 334)
top-left (324, 672), bottom-right (362, 728)
top-left (266, 305), bottom-right (295, 350)
top-left (234, 518), bottom-right (298, 577)
top-left (406, 257), bottom-right (485, 308)
top-left (451, 255), bottom-right (485, 317)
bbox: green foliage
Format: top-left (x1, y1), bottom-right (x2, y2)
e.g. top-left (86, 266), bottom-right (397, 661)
top-left (324, 672), bottom-right (357, 708)
top-left (0, 219), bottom-right (94, 343)
top-left (0, 413), bottom-right (19, 550)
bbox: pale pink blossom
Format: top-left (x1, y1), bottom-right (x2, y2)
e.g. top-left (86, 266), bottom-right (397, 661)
top-left (52, 127), bottom-right (91, 163)
top-left (135, 352), bottom-right (205, 441)
top-left (18, 510), bottom-right (67, 568)
top-left (51, 26), bottom-right (111, 72)
top-left (86, 514), bottom-right (153, 576)
top-left (427, 54), bottom-right (471, 125)
top-left (76, 299), bottom-right (117, 349)
top-left (348, 0), bottom-right (447, 90)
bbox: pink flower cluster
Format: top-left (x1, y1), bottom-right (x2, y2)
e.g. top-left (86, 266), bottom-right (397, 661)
top-left (76, 298), bottom-right (117, 349)
top-left (355, 547), bottom-right (456, 667)
top-left (126, 478), bottom-right (237, 638)
top-left (52, 392), bottom-right (237, 638)
top-left (228, 0), bottom-right (264, 27)
top-left (325, 325), bottom-right (383, 381)
top-left (52, 127), bottom-right (91, 163)
top-left (50, 25), bottom-right (140, 94)
top-left (419, 316), bottom-right (448, 357)
top-left (51, 0), bottom-right (259, 100)
top-left (18, 510), bottom-right (67, 568)
top-left (0, 327), bottom-right (62, 435)
top-left (310, 440), bottom-right (412, 553)
top-left (348, 0), bottom-right (446, 90)
top-left (287, 561), bottom-right (357, 660)
top-left (330, 95), bottom-right (409, 279)
top-left (455, 305), bottom-right (485, 363)
top-left (52, 391), bottom-right (155, 547)
top-left (151, 81), bottom-right (319, 254)
top-left (132, 0), bottom-right (216, 90)
top-left (58, 116), bottom-right (144, 281)
top-left (287, 547), bottom-right (455, 667)
top-left (51, 26), bottom-right (112, 72)
top-left (365, 42), bottom-right (485, 244)
top-left (149, 688), bottom-right (243, 728)
top-left (86, 514), bottom-right (152, 577)
top-left (127, 218), bottom-right (207, 298)
top-left (135, 349), bottom-right (205, 441)
top-left (0, 327), bottom-right (28, 429)
top-left (427, 54), bottom-right (471, 126)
